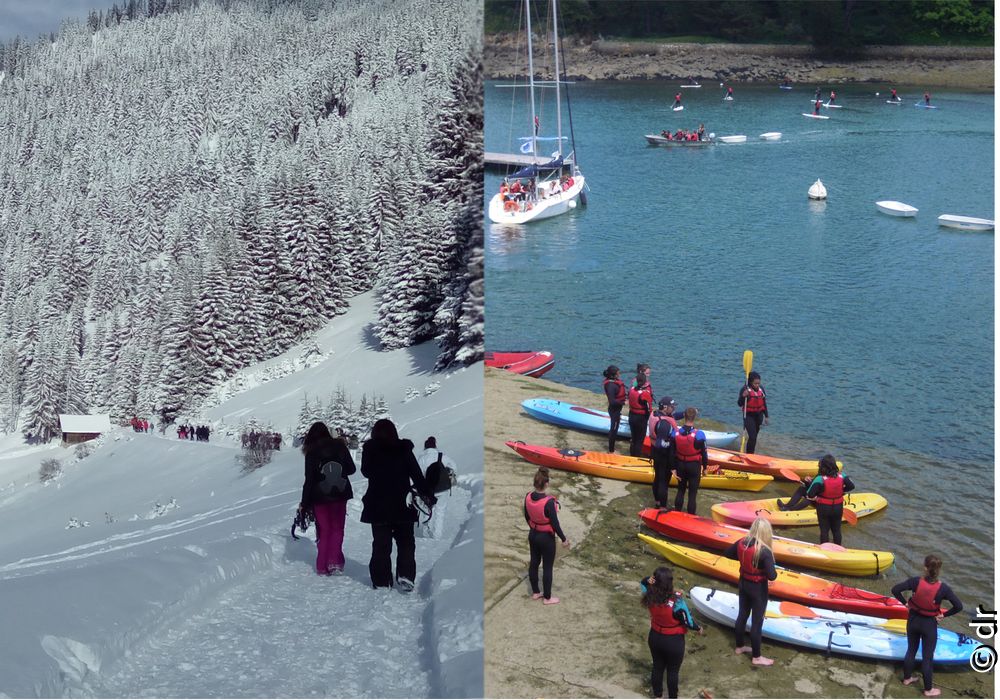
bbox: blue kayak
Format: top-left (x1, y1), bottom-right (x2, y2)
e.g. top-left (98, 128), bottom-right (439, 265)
top-left (691, 587), bottom-right (978, 665)
top-left (521, 398), bottom-right (740, 448)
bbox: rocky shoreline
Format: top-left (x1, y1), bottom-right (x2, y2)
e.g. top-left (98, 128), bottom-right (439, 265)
top-left (485, 34), bottom-right (995, 89)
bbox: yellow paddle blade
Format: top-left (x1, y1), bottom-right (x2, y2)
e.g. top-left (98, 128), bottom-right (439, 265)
top-left (879, 619), bottom-right (908, 634)
top-left (742, 350), bottom-right (753, 377)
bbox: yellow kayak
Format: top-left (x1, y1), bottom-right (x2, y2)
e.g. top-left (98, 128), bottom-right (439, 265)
top-left (711, 493), bottom-right (888, 527)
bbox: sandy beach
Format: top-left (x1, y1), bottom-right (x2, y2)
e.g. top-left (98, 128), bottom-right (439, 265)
top-left (483, 367), bottom-right (994, 698)
top-left (485, 36), bottom-right (995, 89)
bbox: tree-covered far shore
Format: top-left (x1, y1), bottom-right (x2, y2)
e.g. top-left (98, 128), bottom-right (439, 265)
top-left (486, 0), bottom-right (994, 50)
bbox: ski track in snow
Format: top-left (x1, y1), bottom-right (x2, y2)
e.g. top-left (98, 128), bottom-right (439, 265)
top-left (93, 488), bottom-right (470, 698)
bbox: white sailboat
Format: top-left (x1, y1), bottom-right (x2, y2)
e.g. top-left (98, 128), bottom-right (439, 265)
top-left (487, 0), bottom-right (586, 225)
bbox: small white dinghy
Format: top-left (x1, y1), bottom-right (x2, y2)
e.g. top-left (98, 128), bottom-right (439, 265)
top-left (937, 214), bottom-right (994, 231)
top-left (718, 134), bottom-right (747, 144)
top-left (876, 200), bottom-right (918, 217)
top-left (759, 132), bottom-right (782, 141)
top-left (808, 179), bottom-right (827, 200)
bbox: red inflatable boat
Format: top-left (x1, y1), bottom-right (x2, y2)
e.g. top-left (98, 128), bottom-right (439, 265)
top-left (485, 351), bottom-right (554, 378)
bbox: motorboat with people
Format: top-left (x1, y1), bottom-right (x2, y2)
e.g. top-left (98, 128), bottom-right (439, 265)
top-left (487, 0), bottom-right (585, 225)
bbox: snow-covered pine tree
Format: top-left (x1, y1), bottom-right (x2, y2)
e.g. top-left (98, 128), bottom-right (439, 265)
top-left (296, 393), bottom-right (314, 437)
top-left (20, 338), bottom-right (61, 442)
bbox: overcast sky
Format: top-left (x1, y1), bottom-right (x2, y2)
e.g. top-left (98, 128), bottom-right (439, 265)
top-left (0, 1), bottom-right (105, 43)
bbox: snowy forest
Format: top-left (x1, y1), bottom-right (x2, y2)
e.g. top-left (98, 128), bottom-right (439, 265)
top-left (0, 0), bottom-right (485, 441)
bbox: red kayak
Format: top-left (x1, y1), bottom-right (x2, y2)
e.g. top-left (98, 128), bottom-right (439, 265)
top-left (485, 351), bottom-right (554, 378)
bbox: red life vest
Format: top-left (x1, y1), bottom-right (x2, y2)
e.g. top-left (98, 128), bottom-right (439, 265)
top-left (737, 539), bottom-right (765, 583)
top-left (814, 474), bottom-right (844, 505)
top-left (628, 385), bottom-right (652, 415)
top-left (604, 378), bottom-right (626, 404)
top-left (744, 386), bottom-right (766, 413)
top-left (673, 426), bottom-right (700, 462)
top-left (649, 599), bottom-right (686, 635)
top-left (525, 493), bottom-right (556, 534)
top-left (908, 578), bottom-right (944, 617)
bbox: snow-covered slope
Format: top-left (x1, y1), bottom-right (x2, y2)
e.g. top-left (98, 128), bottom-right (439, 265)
top-left (0, 293), bottom-right (483, 698)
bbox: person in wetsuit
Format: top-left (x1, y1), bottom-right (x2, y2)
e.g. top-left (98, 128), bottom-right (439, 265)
top-left (812, 99), bottom-right (823, 116)
top-left (648, 397), bottom-right (678, 509)
top-left (672, 93), bottom-right (682, 108)
top-left (891, 555), bottom-right (963, 698)
top-left (524, 467), bottom-right (570, 605)
top-left (603, 365), bottom-right (627, 453)
top-left (814, 87), bottom-right (822, 100)
top-left (669, 407), bottom-right (708, 514)
top-left (828, 90), bottom-right (837, 104)
top-left (890, 88), bottom-right (900, 102)
top-left (641, 566), bottom-right (704, 699)
top-left (722, 517), bottom-right (778, 666)
top-left (809, 455), bottom-right (854, 545)
top-left (924, 91), bottom-right (931, 106)
top-left (628, 370), bottom-right (654, 457)
top-left (738, 371), bottom-right (769, 453)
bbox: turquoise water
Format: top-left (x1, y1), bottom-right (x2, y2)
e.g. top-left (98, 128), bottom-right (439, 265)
top-left (485, 82), bottom-right (994, 610)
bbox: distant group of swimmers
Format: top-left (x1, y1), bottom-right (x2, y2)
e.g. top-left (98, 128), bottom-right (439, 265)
top-left (659, 124), bottom-right (707, 141)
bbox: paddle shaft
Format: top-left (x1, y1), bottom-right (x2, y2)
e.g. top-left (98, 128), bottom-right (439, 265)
top-left (740, 351), bottom-right (753, 452)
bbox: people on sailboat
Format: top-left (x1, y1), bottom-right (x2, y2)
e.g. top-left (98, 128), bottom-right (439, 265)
top-left (560, 175), bottom-right (575, 191)
top-left (924, 91), bottom-right (931, 106)
top-left (828, 90), bottom-right (837, 104)
top-left (499, 181), bottom-right (510, 201)
top-left (510, 179), bottom-right (525, 201)
top-left (527, 178), bottom-right (537, 203)
top-left (890, 88), bottom-right (900, 102)
top-left (673, 93), bottom-right (682, 108)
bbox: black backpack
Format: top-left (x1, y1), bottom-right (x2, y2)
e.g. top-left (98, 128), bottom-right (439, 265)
top-left (317, 460), bottom-right (348, 497)
top-left (425, 452), bottom-right (456, 494)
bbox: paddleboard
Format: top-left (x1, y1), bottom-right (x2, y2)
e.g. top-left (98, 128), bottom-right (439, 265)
top-left (802, 113), bottom-right (830, 119)
top-left (680, 85), bottom-right (701, 88)
top-left (823, 103), bottom-right (843, 108)
top-left (672, 105), bottom-right (684, 111)
top-left (723, 96), bottom-right (734, 101)
top-left (915, 103), bottom-right (938, 109)
top-left (690, 587), bottom-right (977, 665)
top-left (778, 85), bottom-right (793, 90)
top-left (886, 100), bottom-right (902, 105)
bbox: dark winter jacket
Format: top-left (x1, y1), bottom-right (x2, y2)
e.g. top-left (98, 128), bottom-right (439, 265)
top-left (300, 437), bottom-right (356, 508)
top-left (360, 437), bottom-right (434, 524)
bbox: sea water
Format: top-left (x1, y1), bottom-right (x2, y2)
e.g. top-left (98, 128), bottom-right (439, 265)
top-left (485, 82), bottom-right (995, 612)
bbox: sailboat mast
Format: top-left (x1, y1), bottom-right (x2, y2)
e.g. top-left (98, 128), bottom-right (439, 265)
top-left (525, 0), bottom-right (538, 158)
top-left (551, 0), bottom-right (562, 158)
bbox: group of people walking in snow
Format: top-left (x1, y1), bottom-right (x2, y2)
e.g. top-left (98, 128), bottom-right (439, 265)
top-left (129, 416), bottom-right (153, 433)
top-left (177, 424), bottom-right (211, 441)
top-left (241, 430), bottom-right (282, 451)
top-left (297, 419), bottom-right (456, 591)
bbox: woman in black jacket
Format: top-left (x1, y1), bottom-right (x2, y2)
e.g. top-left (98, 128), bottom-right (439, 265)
top-left (361, 418), bottom-right (436, 591)
top-left (299, 422), bottom-right (356, 576)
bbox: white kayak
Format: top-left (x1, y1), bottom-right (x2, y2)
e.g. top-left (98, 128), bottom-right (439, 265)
top-left (689, 587), bottom-right (979, 666)
top-left (876, 200), bottom-right (918, 217)
top-left (937, 214), bottom-right (994, 231)
top-left (759, 132), bottom-right (782, 141)
top-left (717, 135), bottom-right (747, 144)
top-left (672, 105), bottom-right (684, 112)
top-left (802, 113), bottom-right (829, 119)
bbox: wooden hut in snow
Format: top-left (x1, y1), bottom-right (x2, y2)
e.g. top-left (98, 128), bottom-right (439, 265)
top-left (58, 414), bottom-right (112, 444)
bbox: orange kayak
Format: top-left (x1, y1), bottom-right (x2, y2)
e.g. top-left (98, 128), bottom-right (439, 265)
top-left (638, 534), bottom-right (907, 619)
top-left (639, 509), bottom-right (894, 576)
top-left (505, 441), bottom-right (773, 492)
top-left (641, 439), bottom-right (839, 482)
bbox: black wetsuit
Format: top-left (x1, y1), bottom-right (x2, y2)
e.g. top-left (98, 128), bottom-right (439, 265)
top-left (670, 426), bottom-right (708, 515)
top-left (645, 596), bottom-right (701, 699)
top-left (605, 380), bottom-right (626, 453)
top-left (649, 412), bottom-right (676, 508)
top-left (524, 492), bottom-right (567, 599)
top-left (628, 384), bottom-right (654, 457)
top-left (891, 577), bottom-right (963, 692)
top-left (805, 474), bottom-right (856, 545)
top-left (737, 386), bottom-right (768, 454)
top-left (722, 538), bottom-right (777, 658)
